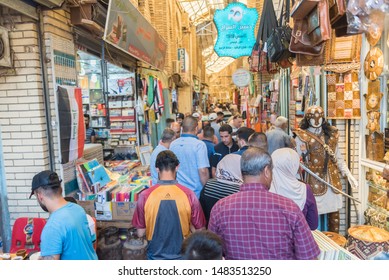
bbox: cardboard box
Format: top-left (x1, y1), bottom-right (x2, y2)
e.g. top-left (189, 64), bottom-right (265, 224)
top-left (95, 202), bottom-right (112, 221)
top-left (112, 201), bottom-right (137, 221)
top-left (77, 200), bottom-right (95, 218)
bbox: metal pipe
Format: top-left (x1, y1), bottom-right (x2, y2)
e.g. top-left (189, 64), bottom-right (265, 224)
top-left (38, 8), bottom-right (55, 171)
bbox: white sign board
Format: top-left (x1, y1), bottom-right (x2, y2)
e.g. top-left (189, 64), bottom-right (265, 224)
top-left (232, 68), bottom-right (251, 87)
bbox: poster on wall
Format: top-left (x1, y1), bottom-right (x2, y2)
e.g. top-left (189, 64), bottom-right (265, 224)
top-left (103, 0), bottom-right (167, 70)
top-left (213, 2), bottom-right (258, 58)
top-left (326, 72), bottom-right (361, 119)
top-left (57, 86), bottom-right (85, 164)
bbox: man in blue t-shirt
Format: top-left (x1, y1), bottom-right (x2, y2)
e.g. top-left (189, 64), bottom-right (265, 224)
top-left (170, 116), bottom-right (210, 198)
top-left (29, 170), bottom-right (97, 260)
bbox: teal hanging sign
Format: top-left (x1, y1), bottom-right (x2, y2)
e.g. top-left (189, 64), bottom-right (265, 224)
top-left (213, 3), bottom-right (258, 59)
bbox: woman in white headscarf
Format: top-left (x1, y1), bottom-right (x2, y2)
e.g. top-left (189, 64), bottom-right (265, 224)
top-left (270, 148), bottom-right (318, 230)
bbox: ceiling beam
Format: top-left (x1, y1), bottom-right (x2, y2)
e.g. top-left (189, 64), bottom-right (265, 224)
top-left (0, 0), bottom-right (38, 20)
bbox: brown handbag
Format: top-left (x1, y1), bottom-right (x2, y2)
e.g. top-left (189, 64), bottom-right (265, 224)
top-left (306, 0), bottom-right (331, 46)
top-left (291, 0), bottom-right (320, 19)
top-left (289, 18), bottom-right (325, 55)
top-left (296, 46), bottom-right (325, 66)
top-left (328, 0), bottom-right (346, 25)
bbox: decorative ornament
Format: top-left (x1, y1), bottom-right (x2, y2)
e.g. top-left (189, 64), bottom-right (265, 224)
top-left (364, 47), bottom-right (384, 81)
top-left (364, 91), bottom-right (383, 111)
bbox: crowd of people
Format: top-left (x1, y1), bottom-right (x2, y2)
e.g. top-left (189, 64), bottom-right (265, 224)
top-left (139, 104), bottom-right (320, 260)
top-left (27, 103), bottom-right (319, 260)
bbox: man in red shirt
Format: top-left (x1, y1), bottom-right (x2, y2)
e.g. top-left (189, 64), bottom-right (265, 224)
top-left (208, 147), bottom-right (320, 260)
top-left (132, 150), bottom-right (206, 260)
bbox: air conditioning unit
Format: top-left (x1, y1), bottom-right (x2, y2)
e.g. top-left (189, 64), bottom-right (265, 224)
top-left (33, 0), bottom-right (65, 8)
top-left (70, 3), bottom-right (107, 28)
top-left (172, 60), bottom-right (180, 73)
top-left (0, 26), bottom-right (12, 68)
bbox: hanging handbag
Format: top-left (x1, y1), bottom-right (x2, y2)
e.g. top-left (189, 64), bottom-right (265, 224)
top-left (259, 44), bottom-right (279, 74)
top-left (306, 0), bottom-right (331, 46)
top-left (249, 43), bottom-right (261, 72)
top-left (289, 18), bottom-right (325, 55)
top-left (296, 48), bottom-right (326, 66)
top-left (266, 0), bottom-right (293, 63)
top-left (329, 0), bottom-right (346, 25)
top-left (252, 0), bottom-right (279, 74)
top-left (291, 0), bottom-right (320, 19)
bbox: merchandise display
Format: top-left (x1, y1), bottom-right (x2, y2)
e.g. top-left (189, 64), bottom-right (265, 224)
top-left (347, 225), bottom-right (389, 259)
top-left (326, 71), bottom-right (361, 119)
top-left (2, 0), bottom-right (389, 263)
top-left (364, 47), bottom-right (384, 81)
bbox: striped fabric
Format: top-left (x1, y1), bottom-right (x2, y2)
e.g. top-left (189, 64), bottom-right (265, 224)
top-left (203, 179), bottom-right (240, 200)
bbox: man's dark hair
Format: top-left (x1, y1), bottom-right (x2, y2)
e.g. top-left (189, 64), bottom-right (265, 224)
top-left (236, 127), bottom-right (255, 143)
top-left (203, 125), bottom-right (214, 139)
top-left (181, 230), bottom-right (223, 260)
top-left (155, 150), bottom-right (179, 172)
top-left (248, 132), bottom-right (268, 151)
top-left (35, 185), bottom-right (62, 198)
top-left (161, 128), bottom-right (175, 143)
top-left (216, 111), bottom-right (224, 117)
top-left (84, 114), bottom-right (90, 120)
top-left (166, 118), bottom-right (175, 127)
top-left (182, 116), bottom-right (198, 133)
top-left (64, 196), bottom-right (77, 204)
top-left (219, 124), bottom-right (232, 134)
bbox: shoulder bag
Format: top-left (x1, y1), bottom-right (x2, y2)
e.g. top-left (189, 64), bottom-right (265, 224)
top-left (266, 0), bottom-right (293, 63)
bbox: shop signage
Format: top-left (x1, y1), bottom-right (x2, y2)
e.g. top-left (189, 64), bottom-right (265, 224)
top-left (178, 48), bottom-right (187, 73)
top-left (232, 68), bottom-right (251, 87)
top-left (104, 0), bottom-right (167, 70)
top-left (213, 2), bottom-right (258, 58)
top-left (193, 77), bottom-right (200, 92)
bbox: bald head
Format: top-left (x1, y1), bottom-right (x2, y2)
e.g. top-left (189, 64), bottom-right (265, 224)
top-left (182, 116), bottom-right (198, 134)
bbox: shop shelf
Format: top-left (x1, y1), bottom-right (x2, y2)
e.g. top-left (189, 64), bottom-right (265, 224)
top-left (108, 94), bottom-right (133, 97)
top-left (110, 116), bottom-right (135, 121)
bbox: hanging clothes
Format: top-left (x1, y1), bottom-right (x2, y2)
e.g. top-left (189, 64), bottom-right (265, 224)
top-left (147, 76), bottom-right (155, 106)
top-left (152, 78), bottom-right (164, 122)
top-left (172, 88), bottom-right (178, 113)
top-left (157, 80), bottom-right (164, 115)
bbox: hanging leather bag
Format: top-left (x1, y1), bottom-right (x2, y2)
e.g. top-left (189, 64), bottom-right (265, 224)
top-left (306, 0), bottom-right (331, 46)
top-left (289, 18), bottom-right (325, 55)
top-left (290, 0), bottom-right (320, 19)
top-left (266, 0), bottom-right (293, 63)
top-left (329, 0), bottom-right (346, 25)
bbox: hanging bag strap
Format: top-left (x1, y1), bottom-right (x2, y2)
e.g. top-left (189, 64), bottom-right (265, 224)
top-left (278, 0), bottom-right (291, 26)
